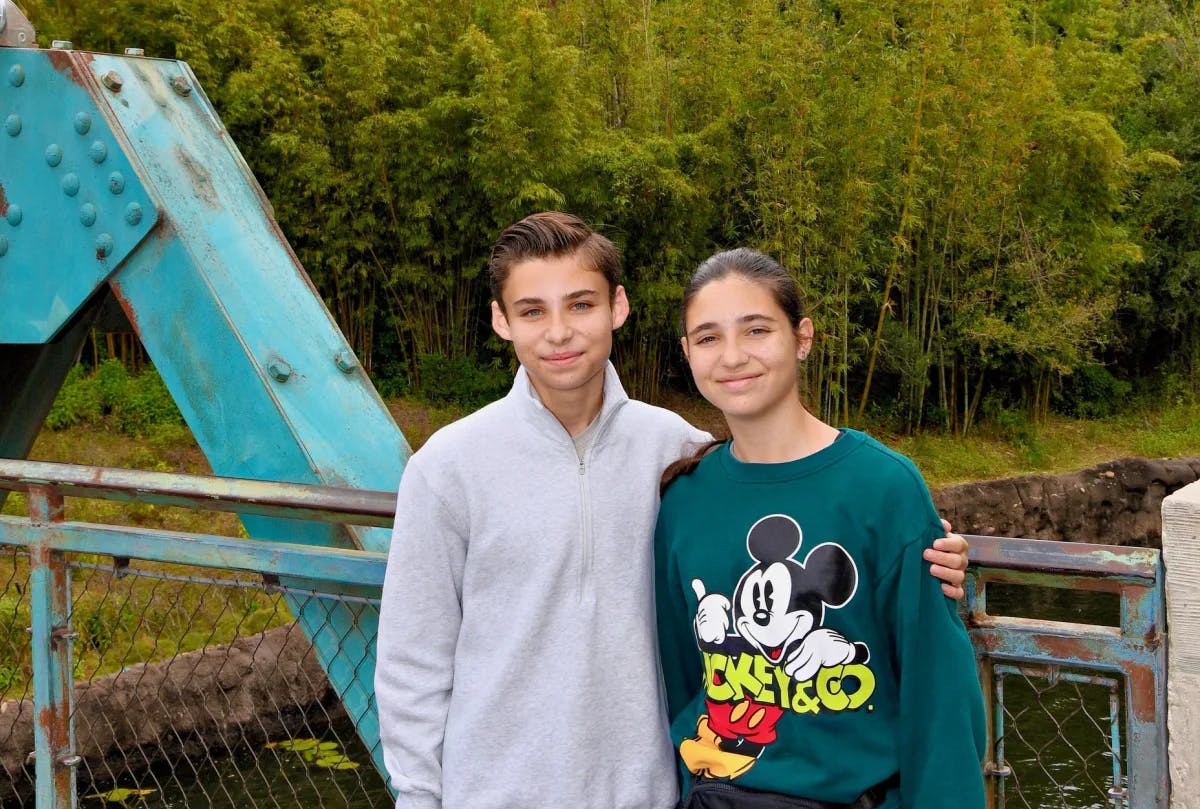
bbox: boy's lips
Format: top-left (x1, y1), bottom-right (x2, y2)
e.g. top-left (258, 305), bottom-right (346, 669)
top-left (544, 351), bottom-right (584, 366)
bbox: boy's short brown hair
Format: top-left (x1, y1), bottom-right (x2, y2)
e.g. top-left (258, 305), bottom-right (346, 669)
top-left (488, 212), bottom-right (621, 308)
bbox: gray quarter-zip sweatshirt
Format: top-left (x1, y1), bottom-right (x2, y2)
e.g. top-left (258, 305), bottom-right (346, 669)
top-left (376, 363), bottom-right (710, 809)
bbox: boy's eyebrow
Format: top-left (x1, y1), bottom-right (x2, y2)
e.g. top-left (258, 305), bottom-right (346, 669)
top-left (687, 313), bottom-right (778, 338)
top-left (511, 289), bottom-right (599, 307)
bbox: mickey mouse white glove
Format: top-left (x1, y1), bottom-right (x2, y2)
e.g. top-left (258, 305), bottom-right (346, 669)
top-left (783, 627), bottom-right (858, 682)
top-left (691, 579), bottom-right (731, 645)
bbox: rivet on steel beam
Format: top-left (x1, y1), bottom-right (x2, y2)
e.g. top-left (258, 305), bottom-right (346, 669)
top-left (334, 350), bottom-right (359, 373)
top-left (101, 70), bottom-right (124, 92)
top-left (4, 114), bottom-right (21, 137)
top-left (268, 359), bottom-right (293, 383)
top-left (0, 235), bottom-right (7, 257)
top-left (95, 233), bottom-right (114, 259)
top-left (124, 48), bottom-right (145, 56)
top-left (56, 755), bottom-right (82, 768)
top-left (124, 202), bottom-right (143, 226)
top-left (8, 65), bottom-right (24, 87)
top-left (45, 144), bottom-right (63, 167)
top-left (171, 75), bottom-right (192, 97)
top-left (74, 112), bottom-right (92, 135)
top-left (90, 140), bottom-right (108, 164)
top-left (79, 203), bottom-right (97, 228)
top-left (6, 205), bottom-right (22, 227)
top-left (109, 171), bottom-right (125, 194)
top-left (62, 173), bottom-right (80, 197)
top-left (51, 40), bottom-right (73, 49)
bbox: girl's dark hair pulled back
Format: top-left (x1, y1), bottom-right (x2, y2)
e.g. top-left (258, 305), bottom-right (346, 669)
top-left (660, 248), bottom-right (807, 494)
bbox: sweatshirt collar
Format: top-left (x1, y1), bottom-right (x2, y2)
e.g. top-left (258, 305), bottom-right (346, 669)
top-left (715, 428), bottom-right (865, 482)
top-left (508, 361), bottom-right (629, 442)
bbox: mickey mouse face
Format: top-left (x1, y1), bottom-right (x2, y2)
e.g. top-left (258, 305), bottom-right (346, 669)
top-left (732, 515), bottom-right (859, 663)
top-left (735, 562), bottom-right (815, 662)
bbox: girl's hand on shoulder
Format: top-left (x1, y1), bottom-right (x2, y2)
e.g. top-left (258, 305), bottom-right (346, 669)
top-left (924, 519), bottom-right (969, 600)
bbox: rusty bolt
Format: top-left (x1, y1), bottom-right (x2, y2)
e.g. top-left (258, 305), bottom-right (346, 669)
top-left (268, 359), bottom-right (293, 383)
top-left (56, 755), bottom-right (82, 768)
top-left (171, 75), bottom-right (193, 97)
top-left (124, 48), bottom-right (145, 56)
top-left (51, 40), bottom-right (73, 49)
top-left (101, 70), bottom-right (124, 92)
top-left (95, 233), bottom-right (114, 259)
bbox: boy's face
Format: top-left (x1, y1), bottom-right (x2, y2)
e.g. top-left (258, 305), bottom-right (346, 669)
top-left (491, 253), bottom-right (629, 404)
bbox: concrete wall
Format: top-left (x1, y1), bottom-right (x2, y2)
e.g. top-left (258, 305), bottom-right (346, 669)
top-left (1164, 481), bottom-right (1200, 809)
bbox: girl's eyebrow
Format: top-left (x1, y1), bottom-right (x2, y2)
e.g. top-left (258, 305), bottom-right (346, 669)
top-left (687, 313), bottom-right (778, 338)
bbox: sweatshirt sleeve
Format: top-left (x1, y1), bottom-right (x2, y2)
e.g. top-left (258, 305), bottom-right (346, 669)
top-left (654, 507), bottom-right (702, 727)
top-left (878, 533), bottom-right (987, 809)
top-left (375, 460), bottom-right (468, 809)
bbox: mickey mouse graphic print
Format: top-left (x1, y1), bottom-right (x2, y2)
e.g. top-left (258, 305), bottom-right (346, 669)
top-left (683, 514), bottom-right (875, 780)
top-left (654, 432), bottom-right (986, 809)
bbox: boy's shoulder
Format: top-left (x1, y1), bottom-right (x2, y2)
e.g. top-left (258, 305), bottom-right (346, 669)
top-left (618, 398), bottom-right (712, 445)
top-left (409, 395), bottom-right (515, 466)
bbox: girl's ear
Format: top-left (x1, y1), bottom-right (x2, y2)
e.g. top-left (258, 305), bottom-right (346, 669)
top-left (680, 334), bottom-right (690, 362)
top-left (796, 317), bottom-right (815, 361)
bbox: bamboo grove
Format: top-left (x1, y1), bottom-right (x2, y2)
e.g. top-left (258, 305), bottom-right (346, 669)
top-left (20, 0), bottom-right (1200, 432)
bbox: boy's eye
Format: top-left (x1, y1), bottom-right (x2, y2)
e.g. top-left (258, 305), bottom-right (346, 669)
top-left (521, 308), bottom-right (543, 318)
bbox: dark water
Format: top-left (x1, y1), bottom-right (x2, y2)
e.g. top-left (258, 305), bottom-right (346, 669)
top-left (74, 716), bottom-right (392, 809)
top-left (985, 584), bottom-right (1126, 809)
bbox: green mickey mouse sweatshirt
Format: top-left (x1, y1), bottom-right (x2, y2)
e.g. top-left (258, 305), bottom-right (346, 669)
top-left (654, 430), bottom-right (986, 809)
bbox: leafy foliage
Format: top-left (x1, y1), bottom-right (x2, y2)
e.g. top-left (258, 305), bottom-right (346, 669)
top-left (18, 0), bottom-right (1200, 426)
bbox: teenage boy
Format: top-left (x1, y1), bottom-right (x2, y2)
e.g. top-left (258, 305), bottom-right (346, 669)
top-left (375, 212), bottom-right (969, 809)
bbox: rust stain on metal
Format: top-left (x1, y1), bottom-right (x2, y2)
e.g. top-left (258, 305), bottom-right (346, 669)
top-left (0, 183), bottom-right (8, 217)
top-left (174, 145), bottom-right (219, 209)
top-left (1127, 665), bottom-right (1158, 722)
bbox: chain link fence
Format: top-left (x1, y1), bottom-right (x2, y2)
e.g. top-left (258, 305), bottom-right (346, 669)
top-left (2, 554), bottom-right (392, 808)
top-left (992, 664), bottom-right (1126, 809)
top-left (0, 548), bottom-right (34, 807)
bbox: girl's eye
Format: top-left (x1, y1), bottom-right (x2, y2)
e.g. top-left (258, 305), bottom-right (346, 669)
top-left (571, 301), bottom-right (593, 311)
top-left (695, 334), bottom-right (717, 345)
top-left (748, 327), bottom-right (770, 336)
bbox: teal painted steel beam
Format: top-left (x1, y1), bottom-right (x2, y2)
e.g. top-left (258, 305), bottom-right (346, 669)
top-left (1, 46), bottom-right (410, 785)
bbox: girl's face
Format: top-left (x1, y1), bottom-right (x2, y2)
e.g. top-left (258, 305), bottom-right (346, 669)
top-left (681, 274), bottom-right (813, 423)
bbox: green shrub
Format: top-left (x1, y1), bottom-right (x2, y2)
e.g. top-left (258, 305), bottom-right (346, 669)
top-left (1055, 365), bottom-right (1134, 419)
top-left (44, 365), bottom-right (103, 430)
top-left (416, 353), bottom-right (510, 408)
top-left (44, 361), bottom-right (183, 436)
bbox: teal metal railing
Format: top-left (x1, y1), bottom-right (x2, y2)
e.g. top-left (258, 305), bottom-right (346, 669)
top-left (0, 460), bottom-right (1170, 809)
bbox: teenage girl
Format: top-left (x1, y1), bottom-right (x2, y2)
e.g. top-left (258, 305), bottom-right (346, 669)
top-left (655, 248), bottom-right (986, 809)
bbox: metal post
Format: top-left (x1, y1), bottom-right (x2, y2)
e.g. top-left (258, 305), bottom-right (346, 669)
top-left (27, 485), bottom-right (77, 809)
